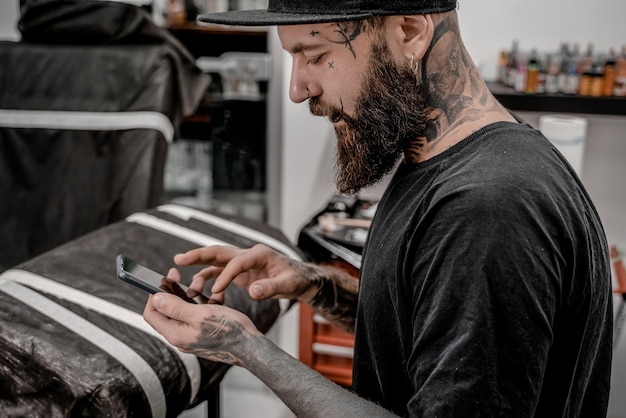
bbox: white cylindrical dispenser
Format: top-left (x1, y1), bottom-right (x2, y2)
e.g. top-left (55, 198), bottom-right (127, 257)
top-left (538, 114), bottom-right (588, 176)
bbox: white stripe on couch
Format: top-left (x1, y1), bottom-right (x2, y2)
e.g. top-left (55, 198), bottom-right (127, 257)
top-left (157, 204), bottom-right (303, 261)
top-left (0, 109), bottom-right (174, 142)
top-left (0, 278), bottom-right (166, 418)
top-left (126, 212), bottom-right (230, 247)
top-left (0, 269), bottom-right (202, 406)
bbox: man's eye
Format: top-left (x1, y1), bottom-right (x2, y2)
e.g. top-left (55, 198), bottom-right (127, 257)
top-left (307, 55), bottom-right (323, 65)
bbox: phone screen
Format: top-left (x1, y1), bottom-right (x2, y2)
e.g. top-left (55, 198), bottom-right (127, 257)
top-left (116, 254), bottom-right (211, 304)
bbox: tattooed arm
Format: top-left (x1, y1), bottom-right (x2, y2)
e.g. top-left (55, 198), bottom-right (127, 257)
top-left (305, 262), bottom-right (359, 333)
top-left (143, 244), bottom-right (393, 416)
top-left (173, 244), bottom-right (359, 333)
top-left (144, 291), bottom-right (396, 417)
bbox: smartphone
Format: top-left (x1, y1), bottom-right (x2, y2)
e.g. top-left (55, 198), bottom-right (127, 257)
top-left (116, 254), bottom-right (218, 304)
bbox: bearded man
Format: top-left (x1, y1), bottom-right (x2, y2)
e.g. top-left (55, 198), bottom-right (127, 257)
top-left (144, 1), bottom-right (613, 416)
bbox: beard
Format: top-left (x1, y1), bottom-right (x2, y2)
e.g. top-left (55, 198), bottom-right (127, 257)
top-left (309, 36), bottom-right (428, 195)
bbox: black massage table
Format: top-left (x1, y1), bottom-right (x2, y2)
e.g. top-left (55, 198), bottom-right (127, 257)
top-left (0, 204), bottom-right (302, 417)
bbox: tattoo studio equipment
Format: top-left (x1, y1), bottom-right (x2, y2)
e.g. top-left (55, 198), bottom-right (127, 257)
top-left (297, 195), bottom-right (376, 386)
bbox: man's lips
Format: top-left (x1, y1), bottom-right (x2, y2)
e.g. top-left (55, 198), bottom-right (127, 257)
top-left (309, 98), bottom-right (345, 124)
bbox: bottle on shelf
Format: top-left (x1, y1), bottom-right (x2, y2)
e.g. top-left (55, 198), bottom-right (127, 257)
top-left (525, 50), bottom-right (539, 94)
top-left (577, 44), bottom-right (595, 96)
top-left (578, 42), bottom-right (595, 74)
top-left (557, 47), bottom-right (570, 94)
top-left (537, 53), bottom-right (547, 94)
top-left (578, 66), bottom-right (593, 96)
top-left (498, 40), bottom-right (626, 98)
top-left (589, 58), bottom-right (605, 97)
top-left (514, 54), bottom-right (528, 93)
top-left (614, 45), bottom-right (626, 97)
top-left (603, 51), bottom-right (617, 97)
top-left (563, 58), bottom-right (580, 95)
top-left (505, 40), bottom-right (519, 87)
top-left (545, 54), bottom-right (561, 94)
top-left (497, 49), bottom-right (508, 84)
top-left (166, 0), bottom-right (187, 25)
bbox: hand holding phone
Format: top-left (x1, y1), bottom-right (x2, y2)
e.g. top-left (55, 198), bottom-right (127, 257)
top-left (116, 254), bottom-right (221, 304)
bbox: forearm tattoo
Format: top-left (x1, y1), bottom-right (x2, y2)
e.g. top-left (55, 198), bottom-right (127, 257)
top-left (299, 262), bottom-right (358, 333)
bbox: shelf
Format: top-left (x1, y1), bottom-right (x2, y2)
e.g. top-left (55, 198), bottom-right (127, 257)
top-left (168, 21), bottom-right (267, 36)
top-left (167, 22), bottom-right (268, 58)
top-left (487, 81), bottom-right (626, 116)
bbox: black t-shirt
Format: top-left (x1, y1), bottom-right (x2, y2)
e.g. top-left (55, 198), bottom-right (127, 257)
top-left (353, 121), bottom-right (613, 417)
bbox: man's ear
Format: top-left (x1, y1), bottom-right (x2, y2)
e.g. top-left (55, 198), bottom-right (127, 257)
top-left (387, 15), bottom-right (434, 62)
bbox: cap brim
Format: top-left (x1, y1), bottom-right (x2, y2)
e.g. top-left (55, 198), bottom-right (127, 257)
top-left (197, 10), bottom-right (373, 26)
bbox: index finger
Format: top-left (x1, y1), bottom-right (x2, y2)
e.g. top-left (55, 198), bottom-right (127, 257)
top-left (211, 247), bottom-right (272, 294)
top-left (174, 245), bottom-right (242, 267)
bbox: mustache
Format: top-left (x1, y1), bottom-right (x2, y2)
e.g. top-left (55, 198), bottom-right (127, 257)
top-left (309, 97), bottom-right (348, 124)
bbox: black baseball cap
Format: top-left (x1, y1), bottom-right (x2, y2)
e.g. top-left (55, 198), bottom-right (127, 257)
top-left (198, 0), bottom-right (458, 26)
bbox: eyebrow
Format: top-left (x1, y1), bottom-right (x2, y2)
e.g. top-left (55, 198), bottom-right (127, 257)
top-left (288, 42), bottom-right (325, 55)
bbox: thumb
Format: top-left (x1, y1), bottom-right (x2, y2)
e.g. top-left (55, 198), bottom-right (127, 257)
top-left (249, 278), bottom-right (282, 300)
top-left (152, 293), bottom-right (166, 309)
top-left (151, 292), bottom-right (191, 322)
